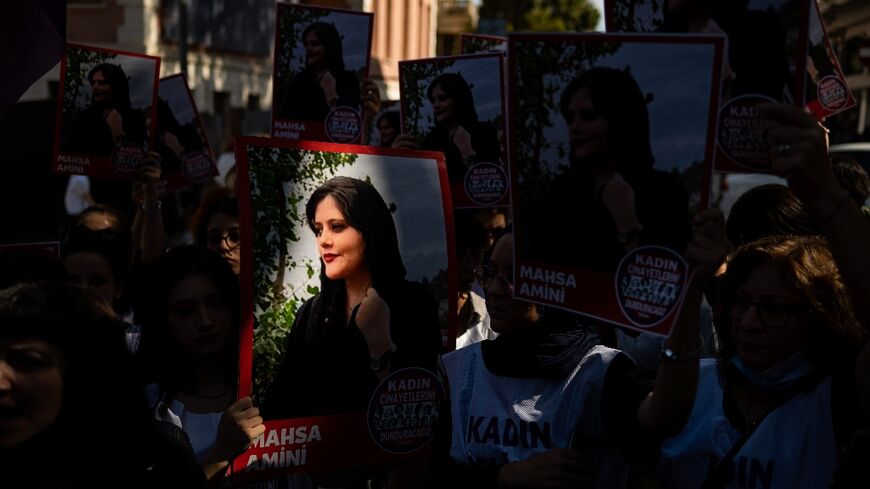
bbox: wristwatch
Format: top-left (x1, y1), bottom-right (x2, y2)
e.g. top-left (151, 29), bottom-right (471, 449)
top-left (659, 335), bottom-right (705, 363)
top-left (369, 343), bottom-right (397, 372)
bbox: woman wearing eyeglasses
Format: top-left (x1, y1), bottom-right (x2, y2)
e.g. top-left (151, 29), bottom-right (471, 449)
top-left (192, 188), bottom-right (240, 275)
top-left (438, 214), bottom-right (725, 488)
top-left (657, 234), bottom-right (869, 489)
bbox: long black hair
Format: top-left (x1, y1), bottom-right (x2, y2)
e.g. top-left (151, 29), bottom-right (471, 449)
top-left (559, 66), bottom-right (655, 178)
top-left (305, 176), bottom-right (406, 328)
top-left (137, 245), bottom-right (240, 398)
top-left (88, 63), bottom-right (132, 111)
top-left (427, 72), bottom-right (479, 128)
top-left (301, 21), bottom-right (345, 74)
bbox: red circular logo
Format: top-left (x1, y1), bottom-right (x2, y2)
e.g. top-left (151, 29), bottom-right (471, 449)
top-left (324, 107), bottom-right (362, 143)
top-left (181, 150), bottom-right (216, 181)
top-left (817, 75), bottom-right (848, 111)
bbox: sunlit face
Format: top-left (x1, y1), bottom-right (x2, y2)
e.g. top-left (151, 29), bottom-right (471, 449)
top-left (313, 195), bottom-right (368, 282)
top-left (90, 70), bottom-right (111, 105)
top-left (63, 252), bottom-right (120, 307)
top-left (565, 86), bottom-right (610, 162)
top-left (0, 339), bottom-right (63, 449)
top-left (304, 30), bottom-right (326, 68)
top-left (484, 235), bottom-right (539, 334)
top-left (206, 212), bottom-right (240, 275)
top-left (167, 274), bottom-right (233, 358)
top-left (729, 263), bottom-right (809, 371)
top-left (378, 118), bottom-right (398, 147)
top-left (430, 85), bottom-right (456, 125)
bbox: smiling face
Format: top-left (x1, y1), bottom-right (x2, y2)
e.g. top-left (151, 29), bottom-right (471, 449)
top-left (304, 29), bottom-right (326, 69)
top-left (90, 70), bottom-right (112, 105)
top-left (565, 86), bottom-right (610, 163)
top-left (167, 274), bottom-right (233, 358)
top-left (0, 339), bottom-right (63, 449)
top-left (313, 195), bottom-right (368, 283)
top-left (430, 84), bottom-right (457, 125)
top-left (729, 263), bottom-right (810, 371)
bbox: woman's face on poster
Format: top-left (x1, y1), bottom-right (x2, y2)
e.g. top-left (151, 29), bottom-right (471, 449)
top-left (90, 70), bottom-right (112, 105)
top-left (566, 86), bottom-right (610, 162)
top-left (313, 195), bottom-right (368, 282)
top-left (430, 84), bottom-right (457, 125)
top-left (167, 274), bottom-right (234, 358)
top-left (304, 29), bottom-right (326, 69)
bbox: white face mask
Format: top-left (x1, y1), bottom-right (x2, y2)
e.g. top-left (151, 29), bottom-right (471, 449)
top-left (730, 351), bottom-right (814, 390)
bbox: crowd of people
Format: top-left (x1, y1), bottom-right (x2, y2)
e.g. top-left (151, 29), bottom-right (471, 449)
top-left (4, 17), bottom-right (870, 489)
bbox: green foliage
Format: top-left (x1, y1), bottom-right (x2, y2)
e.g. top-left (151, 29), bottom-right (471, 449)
top-left (480, 0), bottom-right (600, 32)
top-left (461, 36), bottom-right (506, 54)
top-left (607, 0), bottom-right (665, 32)
top-left (60, 47), bottom-right (115, 148)
top-left (399, 59), bottom-right (456, 136)
top-left (248, 145), bottom-right (357, 398)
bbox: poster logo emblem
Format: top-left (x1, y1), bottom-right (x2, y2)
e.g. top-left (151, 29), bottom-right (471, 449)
top-left (615, 246), bottom-right (687, 328)
top-left (367, 368), bottom-right (445, 454)
top-left (181, 150), bottom-right (216, 181)
top-left (817, 75), bottom-right (848, 111)
top-left (717, 94), bottom-right (780, 170)
top-left (111, 143), bottom-right (146, 179)
top-left (325, 107), bottom-right (362, 143)
top-left (464, 162), bottom-right (508, 206)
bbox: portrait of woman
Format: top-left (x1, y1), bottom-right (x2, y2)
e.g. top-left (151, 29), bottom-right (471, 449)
top-left (278, 21), bottom-right (361, 123)
top-left (420, 73), bottom-right (501, 184)
top-left (262, 176), bottom-right (442, 420)
top-left (528, 67), bottom-right (691, 272)
top-left (67, 63), bottom-right (148, 157)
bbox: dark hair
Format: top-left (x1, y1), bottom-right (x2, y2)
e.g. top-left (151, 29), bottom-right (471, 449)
top-left (301, 22), bottom-right (345, 73)
top-left (305, 177), bottom-right (406, 324)
top-left (377, 111), bottom-right (400, 131)
top-left (61, 225), bottom-right (131, 287)
top-left (725, 184), bottom-right (821, 247)
top-left (138, 245), bottom-right (240, 396)
top-left (831, 154), bottom-right (870, 205)
top-left (87, 63), bottom-right (132, 110)
top-left (427, 73), bottom-right (479, 127)
top-left (716, 235), bottom-right (865, 374)
top-left (0, 282), bottom-right (146, 443)
top-left (191, 187), bottom-right (239, 247)
top-left (559, 67), bottom-right (655, 174)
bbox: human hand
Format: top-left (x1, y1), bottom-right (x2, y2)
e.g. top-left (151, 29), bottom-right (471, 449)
top-left (105, 108), bottom-right (124, 141)
top-left (686, 208), bottom-right (730, 288)
top-left (498, 448), bottom-right (598, 488)
top-left (208, 397), bottom-right (266, 463)
top-left (452, 126), bottom-right (475, 160)
top-left (391, 133), bottom-right (421, 150)
top-left (759, 102), bottom-right (845, 219)
top-left (361, 79), bottom-right (381, 117)
top-left (355, 287), bottom-right (392, 358)
top-left (319, 71), bottom-right (338, 106)
top-left (601, 173), bottom-right (640, 233)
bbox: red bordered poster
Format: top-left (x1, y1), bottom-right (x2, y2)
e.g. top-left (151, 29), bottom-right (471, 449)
top-left (232, 138), bottom-right (457, 481)
top-left (460, 33), bottom-right (508, 55)
top-left (399, 53), bottom-right (510, 211)
top-left (156, 74), bottom-right (218, 192)
top-left (804, 0), bottom-right (856, 120)
top-left (52, 43), bottom-right (161, 180)
top-left (508, 32), bottom-right (724, 337)
top-left (605, 0), bottom-right (812, 173)
top-left (271, 4), bottom-right (373, 144)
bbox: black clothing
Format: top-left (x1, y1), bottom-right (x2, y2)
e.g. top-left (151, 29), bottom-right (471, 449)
top-left (66, 105), bottom-right (147, 157)
top-left (278, 69), bottom-right (361, 122)
top-left (422, 121), bottom-right (501, 184)
top-left (262, 280), bottom-right (442, 419)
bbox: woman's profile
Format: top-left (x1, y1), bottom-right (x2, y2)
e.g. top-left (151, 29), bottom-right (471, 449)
top-left (67, 63), bottom-right (147, 157)
top-left (278, 21), bottom-right (361, 122)
top-left (262, 176), bottom-right (442, 420)
top-left (528, 67), bottom-right (691, 271)
top-left (420, 73), bottom-right (501, 184)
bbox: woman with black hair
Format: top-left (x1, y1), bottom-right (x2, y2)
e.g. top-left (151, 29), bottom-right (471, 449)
top-left (263, 176), bottom-right (442, 419)
top-left (529, 67), bottom-right (690, 272)
top-left (191, 188), bottom-right (240, 275)
top-left (0, 282), bottom-right (206, 488)
top-left (138, 245), bottom-right (264, 482)
top-left (68, 63), bottom-right (148, 157)
top-left (279, 22), bottom-right (362, 122)
top-left (396, 72), bottom-right (501, 185)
